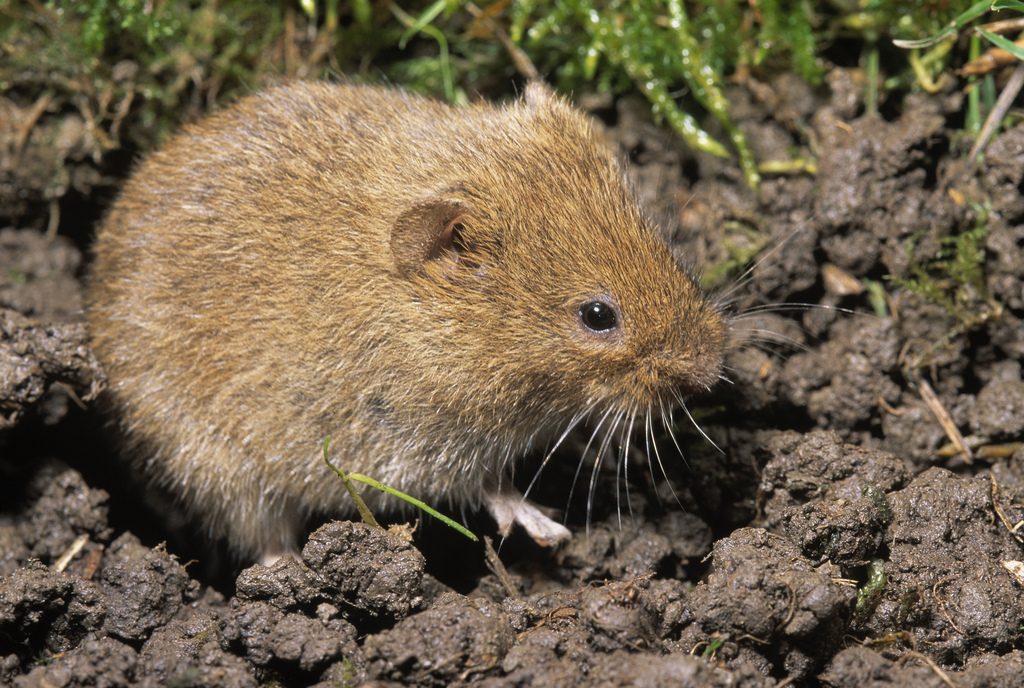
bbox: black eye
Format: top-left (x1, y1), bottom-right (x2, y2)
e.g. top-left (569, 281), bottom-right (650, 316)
top-left (580, 301), bottom-right (618, 332)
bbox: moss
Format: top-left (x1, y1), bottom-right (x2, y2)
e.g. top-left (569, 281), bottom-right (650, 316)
top-left (2, 1), bottom-right (1011, 221)
top-left (890, 210), bottom-right (1006, 372)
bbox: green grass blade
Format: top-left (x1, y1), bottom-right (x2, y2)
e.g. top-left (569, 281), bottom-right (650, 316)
top-left (348, 473), bottom-right (479, 541)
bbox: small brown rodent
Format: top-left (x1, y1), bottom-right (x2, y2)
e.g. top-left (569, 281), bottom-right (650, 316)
top-left (85, 81), bottom-right (728, 564)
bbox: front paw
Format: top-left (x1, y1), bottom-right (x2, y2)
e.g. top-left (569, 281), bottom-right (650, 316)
top-left (484, 485), bottom-right (571, 546)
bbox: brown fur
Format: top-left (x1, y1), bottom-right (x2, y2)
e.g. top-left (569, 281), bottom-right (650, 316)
top-left (85, 81), bottom-right (727, 562)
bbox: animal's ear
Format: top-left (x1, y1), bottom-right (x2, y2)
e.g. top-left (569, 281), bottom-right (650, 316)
top-left (390, 197), bottom-right (478, 276)
top-left (523, 80), bottom-right (559, 110)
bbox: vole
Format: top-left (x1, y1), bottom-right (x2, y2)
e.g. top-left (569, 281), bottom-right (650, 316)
top-left (85, 81), bottom-right (728, 565)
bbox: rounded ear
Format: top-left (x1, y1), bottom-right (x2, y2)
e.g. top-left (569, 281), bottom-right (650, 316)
top-left (390, 197), bottom-right (473, 276)
top-left (523, 80), bottom-right (559, 110)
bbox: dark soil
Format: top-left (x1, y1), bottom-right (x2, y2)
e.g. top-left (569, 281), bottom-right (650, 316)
top-left (2, 70), bottom-right (1024, 687)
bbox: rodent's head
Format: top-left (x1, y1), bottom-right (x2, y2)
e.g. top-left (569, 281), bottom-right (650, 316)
top-left (389, 83), bottom-right (727, 432)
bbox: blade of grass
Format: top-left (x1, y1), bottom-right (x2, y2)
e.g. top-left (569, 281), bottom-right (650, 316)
top-left (976, 27), bottom-right (1024, 61)
top-left (323, 436), bottom-right (478, 541)
top-left (323, 436), bottom-right (380, 528)
top-left (892, 0), bottom-right (992, 50)
top-left (348, 472), bottom-right (479, 541)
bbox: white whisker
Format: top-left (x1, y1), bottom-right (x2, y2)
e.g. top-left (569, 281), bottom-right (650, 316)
top-left (588, 409), bottom-right (622, 533)
top-left (618, 408), bottom-right (639, 529)
top-left (497, 406), bottom-right (594, 549)
top-left (713, 222), bottom-right (814, 305)
top-left (734, 302), bottom-right (852, 317)
top-left (518, 408), bottom-right (590, 503)
top-left (662, 395), bottom-right (692, 473)
top-left (680, 398), bottom-right (722, 454)
top-left (653, 398), bottom-right (686, 510)
top-left (566, 405), bottom-right (615, 525)
top-left (729, 328), bottom-right (809, 352)
top-left (644, 408), bottom-right (660, 506)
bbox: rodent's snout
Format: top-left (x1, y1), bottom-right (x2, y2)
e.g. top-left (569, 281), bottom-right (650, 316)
top-left (589, 331), bottom-right (725, 413)
top-left (641, 307), bottom-right (729, 403)
top-left (643, 346), bottom-right (726, 402)
top-left (671, 352), bottom-right (726, 399)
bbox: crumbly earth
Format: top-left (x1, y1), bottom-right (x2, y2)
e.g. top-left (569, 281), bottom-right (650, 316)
top-left (2, 71), bottom-right (1023, 687)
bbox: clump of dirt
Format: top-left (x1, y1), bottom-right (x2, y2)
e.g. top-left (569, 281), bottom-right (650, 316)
top-left (2, 67), bottom-right (1024, 687)
top-left (0, 99), bottom-right (109, 226)
top-left (0, 300), bottom-right (103, 431)
top-left (755, 430), bottom-right (911, 565)
top-left (16, 464), bottom-right (112, 565)
top-left (680, 527), bottom-right (858, 681)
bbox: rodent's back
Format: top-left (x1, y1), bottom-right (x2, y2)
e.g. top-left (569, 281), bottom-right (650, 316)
top-left (86, 81), bottom-right (727, 561)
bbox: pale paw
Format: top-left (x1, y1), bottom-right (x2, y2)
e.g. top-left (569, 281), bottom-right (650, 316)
top-left (485, 486), bottom-right (571, 546)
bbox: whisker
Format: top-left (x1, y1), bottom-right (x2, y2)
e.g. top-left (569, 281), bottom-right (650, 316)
top-left (680, 397), bottom-right (722, 454)
top-left (714, 268), bottom-right (757, 306)
top-left (729, 329), bottom-right (811, 353)
top-left (734, 302), bottom-right (857, 318)
top-left (498, 405), bottom-right (593, 549)
top-left (662, 393), bottom-right (693, 473)
top-left (619, 408), bottom-right (639, 529)
top-left (662, 399), bottom-right (692, 472)
top-left (588, 409), bottom-right (623, 533)
top-left (566, 405), bottom-right (615, 526)
top-left (614, 416), bottom-right (623, 530)
top-left (518, 408), bottom-right (590, 504)
top-left (652, 398), bottom-right (686, 510)
top-left (713, 223), bottom-right (814, 305)
top-left (729, 303), bottom-right (869, 355)
top-left (645, 408), bottom-right (661, 506)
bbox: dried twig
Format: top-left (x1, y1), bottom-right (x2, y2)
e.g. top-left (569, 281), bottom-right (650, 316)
top-left (990, 475), bottom-right (1024, 545)
top-left (932, 577), bottom-right (967, 636)
top-left (52, 534), bottom-right (89, 573)
top-left (967, 61), bottom-right (1024, 165)
top-left (484, 536), bottom-right (520, 600)
top-left (899, 651), bottom-right (958, 688)
top-left (466, 3), bottom-right (540, 81)
top-left (916, 376), bottom-right (972, 464)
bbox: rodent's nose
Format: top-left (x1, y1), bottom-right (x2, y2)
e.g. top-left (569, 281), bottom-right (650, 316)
top-left (627, 351), bottom-right (720, 403)
top-left (668, 347), bottom-right (727, 399)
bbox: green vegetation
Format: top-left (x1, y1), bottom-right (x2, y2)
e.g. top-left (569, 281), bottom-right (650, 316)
top-left (323, 436), bottom-right (479, 541)
top-left (513, 0), bottom-right (767, 189)
top-left (892, 1), bottom-right (1024, 150)
top-left (5, 1), bottom-right (291, 148)
top-left (3, 1), bottom-right (1022, 203)
top-left (854, 559), bottom-right (888, 628)
top-left (890, 210), bottom-right (1005, 372)
top-left (701, 635), bottom-right (727, 657)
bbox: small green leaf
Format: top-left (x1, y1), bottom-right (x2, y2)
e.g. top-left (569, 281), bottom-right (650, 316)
top-left (348, 473), bottom-right (479, 541)
top-left (323, 437), bottom-right (478, 541)
top-left (977, 27), bottom-right (1024, 62)
top-left (891, 0), bottom-right (991, 49)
